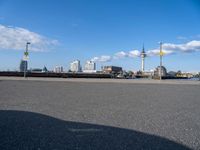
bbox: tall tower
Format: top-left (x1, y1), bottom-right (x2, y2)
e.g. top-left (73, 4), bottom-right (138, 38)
top-left (140, 45), bottom-right (146, 72)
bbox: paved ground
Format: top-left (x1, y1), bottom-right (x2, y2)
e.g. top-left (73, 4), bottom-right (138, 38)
top-left (0, 76), bottom-right (200, 85)
top-left (0, 78), bottom-right (200, 149)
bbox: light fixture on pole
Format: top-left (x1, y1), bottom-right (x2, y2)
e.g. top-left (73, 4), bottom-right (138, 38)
top-left (23, 42), bottom-right (31, 78)
top-left (159, 42), bottom-right (164, 80)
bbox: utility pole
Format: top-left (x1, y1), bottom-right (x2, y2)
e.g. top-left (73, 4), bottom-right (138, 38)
top-left (159, 42), bottom-right (163, 80)
top-left (24, 42), bottom-right (31, 78)
top-left (199, 72), bottom-right (200, 81)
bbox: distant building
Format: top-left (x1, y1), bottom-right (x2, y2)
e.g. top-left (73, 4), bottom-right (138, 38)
top-left (19, 60), bottom-right (28, 72)
top-left (176, 72), bottom-right (194, 78)
top-left (143, 71), bottom-right (154, 77)
top-left (154, 66), bottom-right (167, 77)
top-left (168, 71), bottom-right (177, 77)
top-left (54, 66), bottom-right (64, 73)
top-left (83, 61), bottom-right (96, 73)
top-left (103, 66), bottom-right (122, 74)
top-left (31, 68), bottom-right (43, 73)
top-left (70, 60), bottom-right (81, 72)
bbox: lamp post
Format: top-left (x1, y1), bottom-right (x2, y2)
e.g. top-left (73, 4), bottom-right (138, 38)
top-left (199, 72), bottom-right (200, 81)
top-left (24, 42), bottom-right (31, 78)
top-left (159, 42), bottom-right (164, 80)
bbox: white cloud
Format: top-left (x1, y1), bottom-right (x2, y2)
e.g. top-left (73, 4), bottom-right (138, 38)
top-left (92, 50), bottom-right (141, 63)
top-left (128, 50), bottom-right (140, 57)
top-left (0, 24), bottom-right (59, 52)
top-left (146, 40), bottom-right (200, 56)
top-left (162, 40), bottom-right (200, 52)
top-left (91, 40), bottom-right (200, 63)
top-left (114, 50), bottom-right (140, 59)
top-left (147, 49), bottom-right (174, 56)
top-left (114, 51), bottom-right (127, 59)
top-left (94, 49), bottom-right (141, 63)
top-left (91, 55), bottom-right (112, 62)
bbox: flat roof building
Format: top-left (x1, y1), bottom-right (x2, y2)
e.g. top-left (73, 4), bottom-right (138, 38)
top-left (83, 61), bottom-right (96, 73)
top-left (70, 60), bottom-right (81, 72)
top-left (103, 66), bottom-right (122, 74)
top-left (54, 66), bottom-right (64, 73)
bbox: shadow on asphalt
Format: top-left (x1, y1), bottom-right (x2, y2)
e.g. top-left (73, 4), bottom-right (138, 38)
top-left (0, 110), bottom-right (191, 150)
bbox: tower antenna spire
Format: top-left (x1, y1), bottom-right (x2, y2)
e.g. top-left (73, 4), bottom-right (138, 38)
top-left (143, 43), bottom-right (144, 51)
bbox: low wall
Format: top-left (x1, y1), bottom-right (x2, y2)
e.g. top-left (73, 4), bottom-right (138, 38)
top-left (0, 71), bottom-right (112, 78)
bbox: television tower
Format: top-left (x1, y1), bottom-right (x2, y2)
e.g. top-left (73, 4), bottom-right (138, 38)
top-left (140, 45), bottom-right (146, 72)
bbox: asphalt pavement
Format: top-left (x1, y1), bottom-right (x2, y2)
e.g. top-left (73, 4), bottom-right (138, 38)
top-left (0, 79), bottom-right (200, 150)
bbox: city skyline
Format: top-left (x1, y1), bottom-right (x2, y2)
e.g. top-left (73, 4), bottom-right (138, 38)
top-left (0, 0), bottom-right (200, 72)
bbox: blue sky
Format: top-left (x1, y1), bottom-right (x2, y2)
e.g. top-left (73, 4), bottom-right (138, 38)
top-left (0, 0), bottom-right (200, 72)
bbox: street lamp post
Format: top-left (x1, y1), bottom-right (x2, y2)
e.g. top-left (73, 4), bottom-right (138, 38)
top-left (159, 42), bottom-right (163, 81)
top-left (199, 72), bottom-right (200, 81)
top-left (24, 42), bottom-right (31, 78)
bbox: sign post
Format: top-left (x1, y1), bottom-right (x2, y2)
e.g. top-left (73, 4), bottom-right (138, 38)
top-left (23, 42), bottom-right (30, 78)
top-left (159, 42), bottom-right (164, 80)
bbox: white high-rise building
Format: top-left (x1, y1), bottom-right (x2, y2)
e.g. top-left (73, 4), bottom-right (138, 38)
top-left (70, 60), bottom-right (81, 72)
top-left (54, 66), bottom-right (64, 73)
top-left (83, 61), bottom-right (96, 73)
